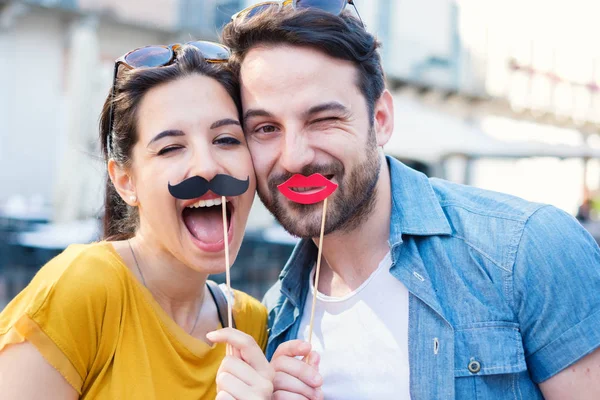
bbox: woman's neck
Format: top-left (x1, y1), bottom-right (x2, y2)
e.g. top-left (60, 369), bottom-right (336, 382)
top-left (112, 235), bottom-right (212, 337)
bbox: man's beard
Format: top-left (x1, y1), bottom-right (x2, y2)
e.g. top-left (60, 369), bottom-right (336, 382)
top-left (258, 132), bottom-right (381, 238)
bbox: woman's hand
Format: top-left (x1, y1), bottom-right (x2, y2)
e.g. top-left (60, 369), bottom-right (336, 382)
top-left (270, 340), bottom-right (323, 400)
top-left (207, 328), bottom-right (274, 400)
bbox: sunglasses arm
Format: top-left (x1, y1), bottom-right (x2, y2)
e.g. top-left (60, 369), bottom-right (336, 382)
top-left (348, 0), bottom-right (364, 26)
top-left (106, 61), bottom-right (121, 156)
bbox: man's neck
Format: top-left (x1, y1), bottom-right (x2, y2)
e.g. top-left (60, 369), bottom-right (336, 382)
top-left (314, 154), bottom-right (392, 297)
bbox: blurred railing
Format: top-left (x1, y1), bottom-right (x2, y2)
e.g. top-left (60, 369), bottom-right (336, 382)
top-left (0, 206), bottom-right (294, 309)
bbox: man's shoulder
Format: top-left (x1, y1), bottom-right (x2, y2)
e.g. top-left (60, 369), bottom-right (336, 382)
top-left (428, 177), bottom-right (545, 223)
top-left (407, 178), bottom-right (551, 270)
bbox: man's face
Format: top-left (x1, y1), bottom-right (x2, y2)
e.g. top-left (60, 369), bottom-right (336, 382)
top-left (240, 45), bottom-right (382, 237)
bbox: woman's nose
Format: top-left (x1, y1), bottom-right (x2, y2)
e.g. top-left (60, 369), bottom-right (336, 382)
top-left (188, 145), bottom-right (221, 180)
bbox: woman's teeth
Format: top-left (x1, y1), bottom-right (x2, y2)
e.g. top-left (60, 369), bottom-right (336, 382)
top-left (187, 198), bottom-right (228, 208)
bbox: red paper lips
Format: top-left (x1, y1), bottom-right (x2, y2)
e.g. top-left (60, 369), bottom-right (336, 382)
top-left (277, 173), bottom-right (338, 204)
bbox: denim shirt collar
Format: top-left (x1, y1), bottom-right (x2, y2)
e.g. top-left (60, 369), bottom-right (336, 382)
top-left (278, 156), bottom-right (452, 308)
top-left (387, 156), bottom-right (452, 246)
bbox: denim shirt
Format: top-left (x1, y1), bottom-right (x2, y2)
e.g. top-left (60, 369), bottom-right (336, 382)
top-left (263, 156), bottom-right (600, 399)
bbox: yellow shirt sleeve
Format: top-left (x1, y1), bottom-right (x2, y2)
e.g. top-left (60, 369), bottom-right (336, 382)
top-left (0, 243), bottom-right (124, 394)
top-left (232, 289), bottom-right (269, 352)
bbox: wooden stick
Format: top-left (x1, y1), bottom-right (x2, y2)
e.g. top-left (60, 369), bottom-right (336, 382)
top-left (307, 197), bottom-right (328, 345)
top-left (222, 196), bottom-right (233, 355)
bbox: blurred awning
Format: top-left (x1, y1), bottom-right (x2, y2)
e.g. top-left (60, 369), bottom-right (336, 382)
top-left (386, 91), bottom-right (600, 164)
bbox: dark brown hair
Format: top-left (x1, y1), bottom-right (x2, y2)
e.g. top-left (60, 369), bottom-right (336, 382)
top-left (221, 7), bottom-right (385, 121)
top-left (98, 46), bottom-right (241, 240)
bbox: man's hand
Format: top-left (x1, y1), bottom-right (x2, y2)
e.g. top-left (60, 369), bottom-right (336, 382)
top-left (207, 328), bottom-right (275, 400)
top-left (271, 340), bottom-right (323, 400)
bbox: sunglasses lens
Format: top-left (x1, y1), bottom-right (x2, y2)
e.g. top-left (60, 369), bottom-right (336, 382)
top-left (295, 0), bottom-right (346, 14)
top-left (188, 41), bottom-right (231, 61)
top-left (124, 46), bottom-right (172, 68)
top-left (242, 3), bottom-right (278, 19)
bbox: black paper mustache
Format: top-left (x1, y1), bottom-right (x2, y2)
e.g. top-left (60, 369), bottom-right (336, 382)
top-left (168, 174), bottom-right (250, 200)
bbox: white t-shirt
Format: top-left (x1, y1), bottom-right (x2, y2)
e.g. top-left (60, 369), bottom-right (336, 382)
top-left (297, 252), bottom-right (411, 399)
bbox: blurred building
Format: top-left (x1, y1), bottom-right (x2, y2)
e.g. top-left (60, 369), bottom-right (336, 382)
top-left (3, 0), bottom-right (599, 218)
top-left (367, 0), bottom-right (600, 215)
top-left (1, 0), bottom-right (600, 303)
top-left (0, 0), bottom-right (244, 216)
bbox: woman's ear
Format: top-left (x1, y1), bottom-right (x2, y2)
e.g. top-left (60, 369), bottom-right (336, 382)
top-left (108, 159), bottom-right (137, 206)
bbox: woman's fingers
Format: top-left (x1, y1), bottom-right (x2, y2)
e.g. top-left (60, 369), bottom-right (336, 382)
top-left (226, 344), bottom-right (242, 359)
top-left (216, 371), bottom-right (248, 400)
top-left (273, 389), bottom-right (323, 400)
top-left (216, 361), bottom-right (273, 400)
top-left (209, 329), bottom-right (275, 399)
top-left (207, 328), bottom-right (273, 380)
top-left (215, 390), bottom-right (236, 400)
top-left (217, 355), bottom-right (265, 388)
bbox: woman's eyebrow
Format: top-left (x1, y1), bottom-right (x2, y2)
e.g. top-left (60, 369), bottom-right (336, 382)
top-left (147, 129), bottom-right (185, 147)
top-left (210, 118), bottom-right (241, 129)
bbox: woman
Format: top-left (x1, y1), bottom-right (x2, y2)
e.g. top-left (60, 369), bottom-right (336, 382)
top-left (0, 43), bottom-right (274, 399)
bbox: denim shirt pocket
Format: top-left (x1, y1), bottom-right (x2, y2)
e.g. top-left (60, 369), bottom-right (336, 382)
top-left (454, 322), bottom-right (536, 400)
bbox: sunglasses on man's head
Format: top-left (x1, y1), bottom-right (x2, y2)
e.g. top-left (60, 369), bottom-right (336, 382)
top-left (106, 41), bottom-right (230, 155)
top-left (232, 0), bottom-right (362, 25)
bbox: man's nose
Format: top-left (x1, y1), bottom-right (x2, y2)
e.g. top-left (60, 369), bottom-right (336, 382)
top-left (279, 130), bottom-right (315, 173)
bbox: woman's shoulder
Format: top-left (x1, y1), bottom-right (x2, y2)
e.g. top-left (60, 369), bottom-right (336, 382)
top-left (231, 289), bottom-right (268, 350)
top-left (0, 242), bottom-right (130, 393)
top-left (2, 242), bottom-right (128, 321)
top-left (44, 241), bottom-right (126, 277)
top-left (232, 289), bottom-right (267, 319)
top-left (39, 241), bottom-right (127, 292)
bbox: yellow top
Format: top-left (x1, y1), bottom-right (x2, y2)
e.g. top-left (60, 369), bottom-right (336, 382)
top-left (0, 242), bottom-right (268, 399)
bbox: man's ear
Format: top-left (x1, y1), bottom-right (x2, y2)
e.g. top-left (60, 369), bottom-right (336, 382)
top-left (373, 89), bottom-right (394, 147)
top-left (108, 159), bottom-right (137, 206)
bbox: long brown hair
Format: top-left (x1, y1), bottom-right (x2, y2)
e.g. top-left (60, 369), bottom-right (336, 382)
top-left (98, 46), bottom-right (240, 240)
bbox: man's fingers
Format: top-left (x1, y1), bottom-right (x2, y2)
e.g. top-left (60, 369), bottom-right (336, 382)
top-left (303, 351), bottom-right (320, 368)
top-left (207, 328), bottom-right (272, 378)
top-left (273, 371), bottom-right (323, 400)
top-left (272, 340), bottom-right (312, 359)
top-left (272, 355), bottom-right (322, 388)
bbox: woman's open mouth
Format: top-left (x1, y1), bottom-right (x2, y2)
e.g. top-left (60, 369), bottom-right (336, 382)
top-left (181, 195), bottom-right (235, 253)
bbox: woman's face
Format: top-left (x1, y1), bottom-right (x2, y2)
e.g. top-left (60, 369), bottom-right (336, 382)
top-left (129, 74), bottom-right (255, 274)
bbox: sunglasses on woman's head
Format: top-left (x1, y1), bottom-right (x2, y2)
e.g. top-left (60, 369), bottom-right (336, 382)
top-left (106, 41), bottom-right (230, 155)
top-left (232, 0), bottom-right (363, 26)
top-left (115, 41), bottom-right (230, 70)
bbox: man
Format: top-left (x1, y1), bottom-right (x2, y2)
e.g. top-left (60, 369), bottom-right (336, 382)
top-left (222, 4), bottom-right (600, 399)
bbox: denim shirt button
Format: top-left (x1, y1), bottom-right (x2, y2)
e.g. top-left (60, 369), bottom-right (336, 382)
top-left (468, 360), bottom-right (481, 374)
